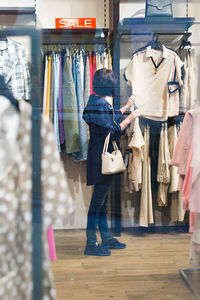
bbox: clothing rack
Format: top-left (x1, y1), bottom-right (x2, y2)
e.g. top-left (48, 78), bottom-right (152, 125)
top-left (42, 42), bottom-right (110, 53)
top-left (41, 28), bottom-right (110, 46)
top-left (110, 1), bottom-right (200, 294)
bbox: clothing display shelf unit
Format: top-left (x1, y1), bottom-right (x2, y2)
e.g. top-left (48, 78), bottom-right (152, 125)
top-left (111, 16), bottom-right (195, 237)
top-left (112, 16), bottom-right (200, 300)
top-left (119, 17), bottom-right (195, 35)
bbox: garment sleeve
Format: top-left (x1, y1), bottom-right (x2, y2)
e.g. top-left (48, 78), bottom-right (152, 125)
top-left (83, 103), bottom-right (122, 140)
top-left (124, 56), bottom-right (136, 88)
top-left (175, 55), bottom-right (184, 86)
top-left (114, 108), bottom-right (123, 122)
top-left (168, 55), bottom-right (184, 94)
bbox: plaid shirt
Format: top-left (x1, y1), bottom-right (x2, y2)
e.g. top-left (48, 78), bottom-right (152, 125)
top-left (0, 39), bottom-right (31, 100)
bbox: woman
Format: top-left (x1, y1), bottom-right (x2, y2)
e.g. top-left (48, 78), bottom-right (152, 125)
top-left (83, 68), bottom-right (140, 256)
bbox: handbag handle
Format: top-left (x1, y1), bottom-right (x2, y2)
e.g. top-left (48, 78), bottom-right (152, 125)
top-left (103, 132), bottom-right (119, 153)
top-left (112, 141), bottom-right (119, 152)
top-left (103, 132), bottom-right (111, 153)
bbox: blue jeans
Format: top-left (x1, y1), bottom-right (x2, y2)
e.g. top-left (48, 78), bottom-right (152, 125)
top-left (86, 176), bottom-right (113, 245)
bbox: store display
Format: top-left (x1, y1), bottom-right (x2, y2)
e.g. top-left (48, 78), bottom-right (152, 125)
top-left (42, 47), bottom-right (112, 161)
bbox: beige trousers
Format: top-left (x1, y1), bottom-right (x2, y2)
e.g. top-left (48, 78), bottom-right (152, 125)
top-left (139, 126), bottom-right (154, 227)
top-left (157, 123), bottom-right (170, 207)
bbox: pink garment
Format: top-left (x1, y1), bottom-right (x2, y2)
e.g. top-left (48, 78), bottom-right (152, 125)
top-left (182, 143), bottom-right (193, 209)
top-left (171, 108), bottom-right (200, 232)
top-left (47, 225), bottom-right (57, 261)
top-left (171, 111), bottom-right (193, 231)
top-left (171, 111), bottom-right (193, 180)
top-left (189, 111), bottom-right (200, 213)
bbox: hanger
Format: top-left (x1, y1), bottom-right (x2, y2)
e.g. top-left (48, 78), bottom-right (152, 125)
top-left (148, 33), bottom-right (163, 51)
top-left (179, 37), bottom-right (192, 50)
top-left (0, 76), bottom-right (19, 111)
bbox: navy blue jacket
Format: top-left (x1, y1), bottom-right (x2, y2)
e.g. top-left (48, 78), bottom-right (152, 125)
top-left (83, 94), bottom-right (123, 186)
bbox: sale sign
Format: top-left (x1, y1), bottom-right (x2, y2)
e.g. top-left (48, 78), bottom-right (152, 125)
top-left (55, 18), bottom-right (96, 29)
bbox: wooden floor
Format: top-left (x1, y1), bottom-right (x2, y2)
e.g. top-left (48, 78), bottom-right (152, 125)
top-left (51, 230), bottom-right (195, 300)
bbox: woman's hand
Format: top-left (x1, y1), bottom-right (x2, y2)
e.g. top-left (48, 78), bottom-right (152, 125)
top-left (126, 95), bottom-right (135, 109)
top-left (120, 109), bottom-right (140, 131)
top-left (127, 109), bottom-right (140, 123)
top-left (120, 95), bottom-right (136, 114)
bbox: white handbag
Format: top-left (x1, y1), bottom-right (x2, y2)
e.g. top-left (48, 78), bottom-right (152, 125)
top-left (102, 132), bottom-right (126, 175)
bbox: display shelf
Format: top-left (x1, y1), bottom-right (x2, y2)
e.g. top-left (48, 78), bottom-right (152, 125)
top-left (0, 7), bottom-right (35, 15)
top-left (41, 28), bottom-right (110, 44)
top-left (119, 17), bottom-right (195, 36)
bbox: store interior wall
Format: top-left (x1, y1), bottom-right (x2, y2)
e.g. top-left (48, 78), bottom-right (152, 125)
top-left (36, 0), bottom-right (109, 29)
top-left (119, 0), bottom-right (200, 228)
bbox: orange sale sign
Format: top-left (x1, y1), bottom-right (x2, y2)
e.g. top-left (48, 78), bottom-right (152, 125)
top-left (55, 18), bottom-right (96, 29)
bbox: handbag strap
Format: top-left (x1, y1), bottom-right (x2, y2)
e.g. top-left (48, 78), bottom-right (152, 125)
top-left (103, 132), bottom-right (111, 153)
top-left (103, 132), bottom-right (120, 154)
top-left (112, 141), bottom-right (119, 151)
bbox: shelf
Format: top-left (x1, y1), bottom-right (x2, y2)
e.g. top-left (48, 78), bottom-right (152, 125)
top-left (42, 28), bottom-right (109, 36)
top-left (41, 28), bottom-right (110, 44)
top-left (119, 17), bottom-right (195, 36)
top-left (0, 7), bottom-right (35, 15)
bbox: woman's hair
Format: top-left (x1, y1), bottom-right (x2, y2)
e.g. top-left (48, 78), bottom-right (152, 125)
top-left (92, 68), bottom-right (118, 96)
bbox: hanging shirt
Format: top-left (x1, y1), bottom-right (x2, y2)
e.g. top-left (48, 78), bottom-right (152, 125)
top-left (58, 55), bottom-right (65, 145)
top-left (42, 55), bottom-right (48, 114)
top-left (46, 55), bottom-right (52, 119)
top-left (0, 39), bottom-right (31, 101)
top-left (128, 118), bottom-right (144, 191)
top-left (125, 45), bottom-right (184, 121)
top-left (79, 51), bottom-right (84, 95)
top-left (179, 48), bottom-right (198, 112)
